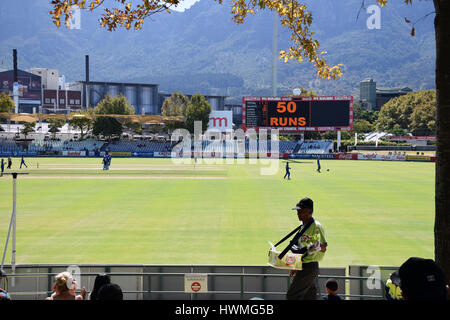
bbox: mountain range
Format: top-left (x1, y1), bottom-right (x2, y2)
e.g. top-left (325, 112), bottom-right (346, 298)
top-left (0, 0), bottom-right (436, 103)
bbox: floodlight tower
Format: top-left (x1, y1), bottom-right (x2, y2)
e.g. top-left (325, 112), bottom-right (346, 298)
top-left (1, 172), bottom-right (29, 287)
top-left (272, 12), bottom-right (278, 97)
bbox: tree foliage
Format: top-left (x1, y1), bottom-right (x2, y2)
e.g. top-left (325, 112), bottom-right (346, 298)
top-left (20, 122), bottom-right (36, 139)
top-left (353, 119), bottom-right (375, 133)
top-left (94, 94), bottom-right (135, 115)
top-left (92, 116), bottom-right (123, 139)
top-left (0, 92), bottom-right (15, 115)
top-left (353, 102), bottom-right (379, 124)
top-left (375, 90), bottom-right (436, 136)
top-left (48, 0), bottom-right (352, 79)
top-left (47, 118), bottom-right (66, 138)
top-left (410, 93), bottom-right (436, 135)
top-left (69, 113), bottom-right (93, 140)
top-left (185, 93), bottom-right (212, 133)
top-left (92, 94), bottom-right (134, 138)
top-left (161, 91), bottom-right (189, 132)
top-left (161, 91), bottom-right (189, 118)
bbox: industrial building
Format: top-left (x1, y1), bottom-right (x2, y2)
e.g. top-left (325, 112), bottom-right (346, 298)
top-left (0, 69), bottom-right (42, 113)
top-left (360, 78), bottom-right (413, 110)
top-left (1, 66), bottom-right (230, 116)
top-left (375, 87), bottom-right (413, 109)
top-left (78, 81), bottom-right (160, 115)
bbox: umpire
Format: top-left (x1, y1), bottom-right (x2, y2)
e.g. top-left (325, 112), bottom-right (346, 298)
top-left (286, 197), bottom-right (327, 300)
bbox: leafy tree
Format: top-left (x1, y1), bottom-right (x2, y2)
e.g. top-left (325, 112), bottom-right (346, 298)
top-left (0, 92), bottom-right (15, 118)
top-left (161, 91), bottom-right (189, 118)
top-left (20, 122), bottom-right (35, 140)
top-left (47, 118), bottom-right (66, 139)
top-left (49, 0), bottom-right (343, 80)
top-left (93, 94), bottom-right (134, 139)
top-left (161, 91), bottom-right (189, 131)
top-left (376, 98), bottom-right (413, 133)
top-left (123, 119), bottom-right (144, 136)
top-left (92, 116), bottom-right (123, 139)
top-left (69, 114), bottom-right (93, 141)
top-left (353, 119), bottom-right (375, 134)
top-left (376, 90), bottom-right (436, 135)
top-left (185, 93), bottom-right (212, 133)
top-left (387, 127), bottom-right (409, 136)
top-left (353, 102), bottom-right (379, 124)
top-left (409, 91), bottom-right (436, 136)
top-left (94, 94), bottom-right (135, 115)
top-left (48, 0), bottom-right (450, 283)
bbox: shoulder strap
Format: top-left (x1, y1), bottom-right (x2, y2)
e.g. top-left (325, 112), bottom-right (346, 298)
top-left (278, 218), bottom-right (315, 260)
top-left (274, 225), bottom-right (302, 248)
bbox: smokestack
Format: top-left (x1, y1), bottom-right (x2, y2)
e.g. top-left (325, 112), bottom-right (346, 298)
top-left (13, 49), bottom-right (17, 82)
top-left (85, 55), bottom-right (89, 83)
top-left (13, 49), bottom-right (18, 113)
top-left (85, 55), bottom-right (89, 109)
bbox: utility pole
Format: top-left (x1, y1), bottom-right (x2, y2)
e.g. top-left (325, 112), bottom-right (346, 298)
top-left (13, 49), bottom-right (19, 114)
top-left (271, 12), bottom-right (277, 97)
top-left (1, 172), bottom-right (29, 287)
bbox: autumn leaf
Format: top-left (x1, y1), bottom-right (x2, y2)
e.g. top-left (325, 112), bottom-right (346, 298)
top-left (48, 0), bottom-right (344, 80)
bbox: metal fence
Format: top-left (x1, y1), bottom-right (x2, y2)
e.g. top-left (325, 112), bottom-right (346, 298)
top-left (0, 264), bottom-right (388, 300)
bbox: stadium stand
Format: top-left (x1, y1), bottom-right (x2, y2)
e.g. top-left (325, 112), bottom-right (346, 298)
top-left (279, 141), bottom-right (298, 153)
top-left (28, 139), bottom-right (104, 152)
top-left (1, 136), bottom-right (331, 155)
top-left (194, 139), bottom-right (298, 154)
top-left (103, 140), bottom-right (173, 153)
top-left (296, 140), bottom-right (333, 154)
top-left (0, 137), bottom-right (24, 152)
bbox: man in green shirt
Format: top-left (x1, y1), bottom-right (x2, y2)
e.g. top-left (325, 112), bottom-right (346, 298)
top-left (286, 197), bottom-right (327, 300)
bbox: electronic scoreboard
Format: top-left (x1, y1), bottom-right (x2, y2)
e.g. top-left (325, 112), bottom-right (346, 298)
top-left (242, 96), bottom-right (353, 132)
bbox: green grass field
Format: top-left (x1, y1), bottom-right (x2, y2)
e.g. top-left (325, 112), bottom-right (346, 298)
top-left (0, 157), bottom-right (435, 267)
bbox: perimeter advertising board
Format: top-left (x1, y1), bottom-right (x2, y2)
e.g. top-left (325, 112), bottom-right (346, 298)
top-left (208, 111), bottom-right (233, 131)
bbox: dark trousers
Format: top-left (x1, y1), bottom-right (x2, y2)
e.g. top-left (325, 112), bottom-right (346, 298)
top-left (284, 171), bottom-right (290, 179)
top-left (286, 262), bottom-right (319, 300)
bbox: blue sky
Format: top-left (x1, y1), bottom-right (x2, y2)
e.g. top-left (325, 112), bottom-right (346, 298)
top-left (172, 0), bottom-right (201, 12)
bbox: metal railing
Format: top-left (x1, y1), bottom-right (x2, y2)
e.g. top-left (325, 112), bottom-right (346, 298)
top-left (1, 271), bottom-right (385, 300)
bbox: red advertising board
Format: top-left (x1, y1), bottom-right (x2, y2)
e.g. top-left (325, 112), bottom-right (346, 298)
top-left (334, 153), bottom-right (358, 160)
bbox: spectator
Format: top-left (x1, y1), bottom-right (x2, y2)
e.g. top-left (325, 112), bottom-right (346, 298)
top-left (89, 273), bottom-right (111, 300)
top-left (0, 269), bottom-right (11, 300)
top-left (286, 197), bottom-right (327, 300)
top-left (97, 283), bottom-right (123, 300)
top-left (45, 271), bottom-right (83, 300)
top-left (323, 278), bottom-right (342, 300)
top-left (385, 271), bottom-right (402, 300)
top-left (72, 278), bottom-right (87, 300)
top-left (398, 257), bottom-right (449, 300)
